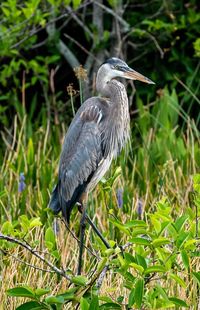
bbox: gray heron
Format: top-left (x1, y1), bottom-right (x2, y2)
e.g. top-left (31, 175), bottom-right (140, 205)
top-left (49, 57), bottom-right (155, 274)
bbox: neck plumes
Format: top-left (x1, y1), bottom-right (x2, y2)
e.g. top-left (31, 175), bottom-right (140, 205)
top-left (96, 72), bottom-right (130, 158)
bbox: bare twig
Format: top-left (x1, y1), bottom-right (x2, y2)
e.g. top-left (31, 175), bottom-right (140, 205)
top-left (93, 1), bottom-right (130, 31)
top-left (0, 249), bottom-right (54, 273)
top-left (174, 75), bottom-right (200, 106)
top-left (60, 218), bottom-right (100, 260)
top-left (0, 232), bottom-right (71, 281)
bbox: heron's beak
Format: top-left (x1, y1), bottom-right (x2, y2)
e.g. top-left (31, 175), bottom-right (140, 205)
top-left (123, 67), bottom-right (155, 84)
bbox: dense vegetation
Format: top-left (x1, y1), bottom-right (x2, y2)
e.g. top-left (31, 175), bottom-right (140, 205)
top-left (0, 0), bottom-right (199, 309)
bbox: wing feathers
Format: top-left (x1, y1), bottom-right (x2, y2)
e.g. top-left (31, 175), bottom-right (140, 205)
top-left (58, 105), bottom-right (104, 221)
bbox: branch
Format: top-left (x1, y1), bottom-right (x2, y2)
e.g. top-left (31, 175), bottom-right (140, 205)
top-left (93, 1), bottom-right (130, 31)
top-left (0, 249), bottom-right (54, 273)
top-left (0, 232), bottom-right (71, 281)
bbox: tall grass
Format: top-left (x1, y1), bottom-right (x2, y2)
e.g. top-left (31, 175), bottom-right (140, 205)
top-left (0, 85), bottom-right (199, 309)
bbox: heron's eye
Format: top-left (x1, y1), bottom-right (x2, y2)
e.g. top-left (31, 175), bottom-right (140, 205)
top-left (115, 65), bottom-right (120, 70)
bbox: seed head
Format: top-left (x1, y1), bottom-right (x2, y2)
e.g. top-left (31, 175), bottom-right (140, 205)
top-left (74, 65), bottom-right (87, 81)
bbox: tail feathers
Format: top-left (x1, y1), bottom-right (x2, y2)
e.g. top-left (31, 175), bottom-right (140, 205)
top-left (49, 184), bottom-right (61, 214)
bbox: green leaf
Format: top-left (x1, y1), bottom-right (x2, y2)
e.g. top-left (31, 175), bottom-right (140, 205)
top-left (35, 288), bottom-right (50, 297)
top-left (128, 288), bottom-right (135, 307)
top-left (130, 263), bottom-right (144, 273)
top-left (80, 297), bottom-right (89, 310)
top-left (174, 215), bottom-right (188, 231)
top-left (7, 286), bottom-right (35, 298)
top-left (19, 215), bottom-right (30, 232)
top-left (109, 218), bottom-right (130, 236)
top-left (45, 295), bottom-right (65, 304)
top-left (2, 221), bottom-right (14, 235)
top-left (176, 231), bottom-right (190, 249)
top-left (144, 265), bottom-right (166, 274)
top-left (192, 272), bottom-right (200, 285)
top-left (129, 237), bottom-right (151, 246)
top-left (27, 138), bottom-right (34, 164)
top-left (169, 273), bottom-right (187, 288)
top-left (89, 295), bottom-right (99, 310)
top-left (71, 275), bottom-right (88, 286)
top-left (169, 297), bottom-right (188, 307)
top-left (30, 218), bottom-right (42, 228)
top-left (72, 0), bottom-right (82, 10)
top-left (124, 220), bottom-right (147, 228)
top-left (152, 237), bottom-right (171, 247)
top-left (99, 303), bottom-right (121, 309)
top-left (45, 227), bottom-right (56, 251)
top-left (16, 301), bottom-right (44, 310)
top-left (181, 250), bottom-right (189, 269)
top-left (135, 254), bottom-right (147, 270)
top-left (134, 278), bottom-right (144, 308)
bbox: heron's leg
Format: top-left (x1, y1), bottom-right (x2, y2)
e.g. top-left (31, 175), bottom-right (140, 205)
top-left (77, 204), bottom-right (86, 275)
top-left (85, 214), bottom-right (110, 249)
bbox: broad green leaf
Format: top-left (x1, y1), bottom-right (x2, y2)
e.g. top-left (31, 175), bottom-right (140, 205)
top-left (72, 0), bottom-right (82, 10)
top-left (30, 218), bottom-right (42, 228)
top-left (169, 297), bottom-right (188, 307)
top-left (71, 275), bottom-right (88, 286)
top-left (130, 263), bottom-right (144, 273)
top-left (144, 265), bottom-right (166, 274)
top-left (150, 216), bottom-right (161, 234)
top-left (45, 295), bottom-right (65, 304)
top-left (131, 228), bottom-right (147, 237)
top-left (35, 288), bottom-right (50, 297)
top-left (135, 254), bottom-right (147, 270)
top-left (19, 215), bottom-right (30, 232)
top-left (152, 237), bottom-right (171, 247)
top-left (109, 218), bottom-right (130, 236)
top-left (99, 302), bottom-right (121, 309)
top-left (128, 288), bottom-right (135, 307)
top-left (124, 220), bottom-right (147, 228)
top-left (184, 239), bottom-right (197, 249)
top-left (155, 284), bottom-right (168, 300)
top-left (176, 231), bottom-right (190, 249)
top-left (181, 250), bottom-right (189, 269)
top-left (80, 297), bottom-right (89, 310)
top-left (45, 227), bottom-right (56, 250)
top-left (134, 278), bottom-right (144, 308)
top-left (7, 286), bottom-right (35, 298)
top-left (169, 273), bottom-right (187, 288)
top-left (192, 272), bottom-right (200, 285)
top-left (89, 295), bottom-right (99, 310)
top-left (99, 296), bottom-right (113, 303)
top-left (130, 237), bottom-right (151, 246)
top-left (2, 221), bottom-right (14, 235)
top-left (16, 301), bottom-right (44, 310)
top-left (174, 215), bottom-right (188, 231)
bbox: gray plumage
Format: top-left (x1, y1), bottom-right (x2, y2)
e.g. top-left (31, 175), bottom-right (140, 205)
top-left (49, 57), bottom-right (154, 222)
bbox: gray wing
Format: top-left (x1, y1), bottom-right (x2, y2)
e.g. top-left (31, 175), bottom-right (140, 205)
top-left (57, 103), bottom-right (104, 221)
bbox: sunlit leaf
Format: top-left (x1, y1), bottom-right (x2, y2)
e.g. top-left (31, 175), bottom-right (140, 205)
top-left (134, 278), bottom-right (144, 308)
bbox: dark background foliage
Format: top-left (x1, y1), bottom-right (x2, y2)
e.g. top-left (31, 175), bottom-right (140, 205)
top-left (0, 0), bottom-right (199, 151)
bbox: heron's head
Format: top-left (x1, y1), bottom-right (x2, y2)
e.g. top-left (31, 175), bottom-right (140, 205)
top-left (99, 57), bottom-right (155, 85)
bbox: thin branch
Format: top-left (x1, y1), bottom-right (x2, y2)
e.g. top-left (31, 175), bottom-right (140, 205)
top-left (0, 249), bottom-right (54, 273)
top-left (0, 232), bottom-right (71, 281)
top-left (93, 1), bottom-right (130, 31)
top-left (174, 75), bottom-right (200, 106)
top-left (60, 218), bottom-right (100, 260)
top-left (63, 33), bottom-right (97, 61)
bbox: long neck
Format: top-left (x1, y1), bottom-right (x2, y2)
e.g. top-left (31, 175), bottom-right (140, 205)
top-left (96, 72), bottom-right (130, 157)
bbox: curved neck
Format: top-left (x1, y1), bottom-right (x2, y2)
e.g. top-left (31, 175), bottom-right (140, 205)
top-left (96, 68), bottom-right (128, 102)
top-left (96, 75), bottom-right (130, 157)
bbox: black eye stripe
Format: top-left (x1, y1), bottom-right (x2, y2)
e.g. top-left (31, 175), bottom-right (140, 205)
top-left (114, 65), bottom-right (127, 72)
